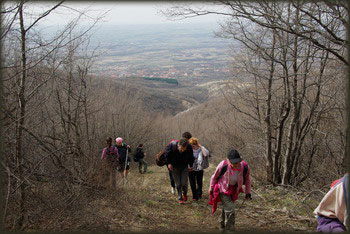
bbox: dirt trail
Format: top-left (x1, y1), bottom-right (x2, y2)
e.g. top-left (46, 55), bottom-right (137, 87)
top-left (89, 164), bottom-right (316, 232)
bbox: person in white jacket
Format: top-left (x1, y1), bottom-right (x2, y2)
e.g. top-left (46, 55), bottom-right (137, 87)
top-left (188, 137), bottom-right (209, 201)
top-left (314, 173), bottom-right (349, 232)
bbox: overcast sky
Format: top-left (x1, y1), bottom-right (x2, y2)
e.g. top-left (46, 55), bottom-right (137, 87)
top-left (27, 1), bottom-right (224, 26)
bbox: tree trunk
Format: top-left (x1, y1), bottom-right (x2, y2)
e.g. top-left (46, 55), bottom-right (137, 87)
top-left (282, 4), bottom-right (301, 185)
top-left (16, 2), bottom-right (27, 229)
top-left (265, 28), bottom-right (276, 184)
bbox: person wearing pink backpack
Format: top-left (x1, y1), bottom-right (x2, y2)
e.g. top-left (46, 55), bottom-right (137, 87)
top-left (208, 149), bottom-right (252, 232)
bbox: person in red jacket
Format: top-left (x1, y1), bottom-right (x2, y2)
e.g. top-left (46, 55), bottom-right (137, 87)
top-left (208, 149), bottom-right (252, 232)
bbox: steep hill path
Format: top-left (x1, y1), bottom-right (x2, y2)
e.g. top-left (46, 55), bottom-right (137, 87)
top-left (84, 164), bottom-right (318, 232)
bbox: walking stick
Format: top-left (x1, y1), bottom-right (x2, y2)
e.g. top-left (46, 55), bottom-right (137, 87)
top-left (235, 198), bottom-right (246, 217)
top-left (124, 148), bottom-right (128, 171)
top-left (123, 147), bottom-right (129, 185)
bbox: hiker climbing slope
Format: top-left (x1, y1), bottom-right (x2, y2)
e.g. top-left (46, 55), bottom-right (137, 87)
top-left (188, 137), bottom-right (209, 201)
top-left (101, 137), bottom-right (119, 188)
top-left (115, 137), bottom-right (131, 180)
top-left (165, 137), bottom-right (194, 204)
top-left (208, 148), bottom-right (252, 232)
top-left (134, 144), bottom-right (148, 174)
top-left (167, 132), bottom-right (193, 195)
top-left (314, 173), bottom-right (349, 232)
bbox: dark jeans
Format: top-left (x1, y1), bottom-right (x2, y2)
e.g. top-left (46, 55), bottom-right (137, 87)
top-left (138, 159), bottom-right (148, 173)
top-left (189, 170), bottom-right (204, 199)
top-left (168, 169), bottom-right (175, 188)
top-left (118, 160), bottom-right (130, 172)
top-left (172, 167), bottom-right (189, 200)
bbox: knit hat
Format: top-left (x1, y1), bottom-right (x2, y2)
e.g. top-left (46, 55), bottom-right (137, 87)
top-left (116, 137), bottom-right (123, 144)
top-left (227, 149), bottom-right (242, 164)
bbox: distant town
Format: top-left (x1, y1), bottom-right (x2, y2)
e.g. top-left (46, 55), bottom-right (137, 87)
top-left (93, 61), bottom-right (232, 80)
top-left (89, 23), bottom-right (236, 80)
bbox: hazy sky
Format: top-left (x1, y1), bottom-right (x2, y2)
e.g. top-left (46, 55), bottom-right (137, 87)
top-left (28, 1), bottom-right (224, 26)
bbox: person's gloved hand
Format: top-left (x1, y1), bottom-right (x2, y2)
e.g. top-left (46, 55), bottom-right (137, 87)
top-left (245, 193), bottom-right (252, 200)
top-left (208, 188), bottom-right (213, 196)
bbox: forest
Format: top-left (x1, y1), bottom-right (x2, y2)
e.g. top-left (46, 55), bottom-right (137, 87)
top-left (1, 0), bottom-right (349, 232)
top-left (142, 77), bottom-right (179, 85)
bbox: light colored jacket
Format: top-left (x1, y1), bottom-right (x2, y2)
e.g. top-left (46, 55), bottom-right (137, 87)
top-left (314, 174), bottom-right (349, 229)
top-left (193, 145), bottom-right (209, 171)
top-left (209, 159), bottom-right (251, 195)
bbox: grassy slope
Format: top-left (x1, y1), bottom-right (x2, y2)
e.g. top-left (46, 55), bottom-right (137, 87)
top-left (27, 161), bottom-right (322, 232)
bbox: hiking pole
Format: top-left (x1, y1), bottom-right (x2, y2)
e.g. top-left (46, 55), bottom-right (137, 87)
top-left (124, 148), bottom-right (129, 185)
top-left (124, 149), bottom-right (128, 172)
top-left (235, 198), bottom-right (246, 216)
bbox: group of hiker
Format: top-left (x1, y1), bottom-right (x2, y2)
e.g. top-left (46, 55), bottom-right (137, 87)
top-left (101, 137), bottom-right (147, 187)
top-left (159, 131), bottom-right (252, 232)
top-left (101, 132), bottom-right (348, 233)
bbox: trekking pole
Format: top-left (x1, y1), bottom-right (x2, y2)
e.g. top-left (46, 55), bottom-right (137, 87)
top-left (235, 199), bottom-right (246, 216)
top-left (124, 149), bottom-right (128, 172)
top-left (124, 148), bottom-right (129, 184)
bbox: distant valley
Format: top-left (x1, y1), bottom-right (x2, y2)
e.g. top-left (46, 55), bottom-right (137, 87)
top-left (88, 23), bottom-right (238, 81)
top-left (78, 23), bottom-right (240, 115)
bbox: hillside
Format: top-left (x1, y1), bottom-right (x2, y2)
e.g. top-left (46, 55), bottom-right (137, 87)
top-left (95, 76), bottom-right (217, 115)
top-left (92, 74), bottom-right (244, 116)
top-left (24, 163), bottom-right (321, 232)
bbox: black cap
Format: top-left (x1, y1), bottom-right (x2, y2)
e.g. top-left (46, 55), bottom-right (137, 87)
top-left (227, 149), bottom-right (242, 164)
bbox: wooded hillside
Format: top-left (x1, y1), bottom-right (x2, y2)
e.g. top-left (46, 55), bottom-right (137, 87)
top-left (1, 1), bottom-right (348, 231)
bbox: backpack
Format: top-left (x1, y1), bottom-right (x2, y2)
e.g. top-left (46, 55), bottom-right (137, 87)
top-left (200, 147), bottom-right (210, 169)
top-left (155, 150), bottom-right (166, 166)
top-left (133, 148), bottom-right (143, 162)
top-left (155, 140), bottom-right (178, 167)
top-left (216, 162), bottom-right (249, 185)
top-left (133, 154), bottom-right (139, 162)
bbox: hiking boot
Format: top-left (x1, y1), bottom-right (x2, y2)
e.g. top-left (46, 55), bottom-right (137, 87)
top-left (219, 224), bottom-right (225, 233)
top-left (171, 187), bottom-right (176, 195)
top-left (183, 194), bottom-right (188, 202)
top-left (178, 196), bottom-right (185, 204)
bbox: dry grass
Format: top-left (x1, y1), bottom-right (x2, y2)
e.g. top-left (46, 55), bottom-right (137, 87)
top-left (12, 163), bottom-right (322, 232)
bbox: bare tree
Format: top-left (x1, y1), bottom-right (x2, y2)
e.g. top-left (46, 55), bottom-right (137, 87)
top-left (162, 1), bottom-right (348, 185)
top-left (1, 1), bottom-right (104, 228)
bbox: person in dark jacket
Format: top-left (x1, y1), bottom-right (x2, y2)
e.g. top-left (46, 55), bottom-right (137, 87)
top-left (115, 137), bottom-right (131, 180)
top-left (165, 137), bottom-right (194, 204)
top-left (167, 132), bottom-right (193, 195)
top-left (135, 144), bottom-right (148, 174)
